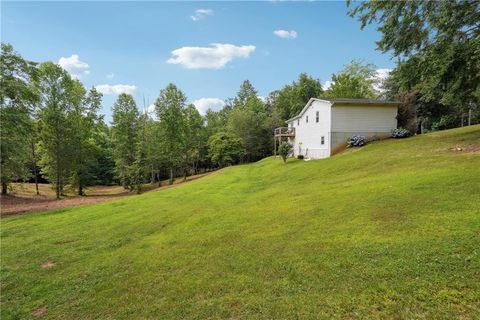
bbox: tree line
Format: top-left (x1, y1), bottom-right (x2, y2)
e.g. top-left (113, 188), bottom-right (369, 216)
top-left (1, 43), bottom-right (377, 197)
top-left (2, 0), bottom-right (478, 198)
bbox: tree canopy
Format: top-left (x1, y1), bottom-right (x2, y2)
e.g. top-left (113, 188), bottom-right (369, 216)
top-left (323, 60), bottom-right (378, 99)
top-left (348, 0), bottom-right (480, 128)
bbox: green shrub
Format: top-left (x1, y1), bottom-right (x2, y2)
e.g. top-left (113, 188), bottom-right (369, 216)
top-left (431, 115), bottom-right (458, 131)
top-left (278, 142), bottom-right (293, 163)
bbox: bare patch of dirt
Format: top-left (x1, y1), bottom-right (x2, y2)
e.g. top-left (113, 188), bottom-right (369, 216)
top-left (0, 171), bottom-right (214, 217)
top-left (447, 146), bottom-right (480, 153)
top-left (0, 193), bottom-right (129, 217)
top-left (41, 261), bottom-right (56, 269)
top-left (32, 306), bottom-right (48, 317)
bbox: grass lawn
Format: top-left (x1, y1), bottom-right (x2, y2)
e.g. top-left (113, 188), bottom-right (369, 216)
top-left (1, 125), bottom-right (479, 319)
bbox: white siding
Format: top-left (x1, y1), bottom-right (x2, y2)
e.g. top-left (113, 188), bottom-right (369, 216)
top-left (286, 100), bottom-right (398, 159)
top-left (331, 105), bottom-right (397, 132)
top-left (290, 100), bottom-right (331, 159)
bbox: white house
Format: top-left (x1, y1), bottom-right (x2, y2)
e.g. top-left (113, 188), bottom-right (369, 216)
top-left (274, 98), bottom-right (400, 159)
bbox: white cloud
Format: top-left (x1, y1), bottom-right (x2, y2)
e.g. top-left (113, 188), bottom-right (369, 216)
top-left (375, 68), bottom-right (391, 81)
top-left (258, 96), bottom-right (267, 103)
top-left (106, 73), bottom-right (115, 79)
top-left (58, 54), bottom-right (90, 79)
top-left (190, 9), bottom-right (213, 21)
top-left (373, 68), bottom-right (392, 92)
top-left (95, 84), bottom-right (136, 95)
top-left (167, 43), bottom-right (256, 69)
top-left (273, 30), bottom-right (297, 39)
top-left (322, 80), bottom-right (332, 91)
top-left (192, 98), bottom-right (225, 114)
top-left (146, 104), bottom-right (155, 114)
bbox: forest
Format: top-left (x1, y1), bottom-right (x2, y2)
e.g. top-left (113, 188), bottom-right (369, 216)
top-left (1, 1), bottom-right (479, 198)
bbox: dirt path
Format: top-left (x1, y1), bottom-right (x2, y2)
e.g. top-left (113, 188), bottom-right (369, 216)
top-left (1, 172), bottom-right (213, 217)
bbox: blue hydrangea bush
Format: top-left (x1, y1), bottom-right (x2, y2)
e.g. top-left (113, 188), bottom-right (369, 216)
top-left (347, 135), bottom-right (366, 148)
top-left (392, 128), bottom-right (410, 138)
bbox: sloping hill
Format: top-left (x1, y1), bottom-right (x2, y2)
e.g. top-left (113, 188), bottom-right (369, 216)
top-left (2, 125), bottom-right (479, 319)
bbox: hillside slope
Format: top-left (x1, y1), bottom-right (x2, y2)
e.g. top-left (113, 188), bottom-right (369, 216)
top-left (2, 126), bottom-right (480, 319)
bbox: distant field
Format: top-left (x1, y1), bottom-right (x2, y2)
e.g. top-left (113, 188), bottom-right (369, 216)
top-left (1, 173), bottom-right (211, 216)
top-left (1, 126), bottom-right (479, 319)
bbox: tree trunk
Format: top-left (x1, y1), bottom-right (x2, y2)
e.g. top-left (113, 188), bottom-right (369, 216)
top-left (31, 141), bottom-right (40, 195)
top-left (157, 171), bottom-right (162, 187)
top-left (1, 181), bottom-right (7, 195)
top-left (169, 167), bottom-right (174, 185)
top-left (183, 169), bottom-right (187, 182)
top-left (56, 174), bottom-right (63, 198)
top-left (78, 184), bottom-right (83, 196)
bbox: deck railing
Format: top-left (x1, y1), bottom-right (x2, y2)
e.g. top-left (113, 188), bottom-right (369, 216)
top-left (274, 127), bottom-right (295, 137)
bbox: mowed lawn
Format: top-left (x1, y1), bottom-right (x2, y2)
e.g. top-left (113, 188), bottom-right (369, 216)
top-left (1, 126), bottom-right (479, 319)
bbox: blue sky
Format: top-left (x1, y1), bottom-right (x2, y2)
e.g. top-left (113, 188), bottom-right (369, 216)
top-left (2, 1), bottom-right (394, 122)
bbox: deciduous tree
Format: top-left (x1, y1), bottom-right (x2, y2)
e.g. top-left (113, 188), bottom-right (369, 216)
top-left (207, 132), bottom-right (245, 167)
top-left (323, 60), bottom-right (377, 99)
top-left (273, 73), bottom-right (324, 121)
top-left (348, 0), bottom-right (480, 125)
top-left (0, 43), bottom-right (38, 195)
top-left (36, 62), bottom-right (76, 198)
top-left (155, 83), bottom-right (187, 184)
top-left (111, 93), bottom-right (139, 190)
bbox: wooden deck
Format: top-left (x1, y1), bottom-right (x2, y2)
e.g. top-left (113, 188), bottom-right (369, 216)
top-left (274, 127), bottom-right (295, 137)
top-left (273, 127), bottom-right (295, 156)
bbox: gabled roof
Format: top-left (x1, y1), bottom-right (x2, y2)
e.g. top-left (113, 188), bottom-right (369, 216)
top-left (286, 98), bottom-right (401, 122)
top-left (319, 98), bottom-right (401, 105)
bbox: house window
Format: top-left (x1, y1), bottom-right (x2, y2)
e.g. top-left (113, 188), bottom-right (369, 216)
top-left (321, 136), bottom-right (325, 145)
top-left (306, 116), bottom-right (309, 123)
top-left (297, 119), bottom-right (299, 125)
top-left (316, 111), bottom-right (319, 123)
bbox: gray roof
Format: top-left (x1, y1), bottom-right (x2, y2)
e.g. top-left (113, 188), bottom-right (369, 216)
top-left (319, 98), bottom-right (401, 105)
top-left (286, 97), bottom-right (400, 122)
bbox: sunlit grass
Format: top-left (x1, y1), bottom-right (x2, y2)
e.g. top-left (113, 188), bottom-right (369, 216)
top-left (1, 125), bottom-right (479, 319)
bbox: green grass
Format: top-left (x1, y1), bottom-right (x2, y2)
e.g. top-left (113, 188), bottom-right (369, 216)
top-left (2, 126), bottom-right (480, 319)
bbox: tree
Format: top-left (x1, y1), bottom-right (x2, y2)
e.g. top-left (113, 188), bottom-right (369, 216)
top-left (233, 80), bottom-right (257, 108)
top-left (207, 132), bottom-right (245, 167)
top-left (278, 142), bottom-right (293, 164)
top-left (111, 93), bottom-right (139, 190)
top-left (348, 1), bottom-right (479, 57)
top-left (131, 112), bottom-right (149, 193)
top-left (30, 120), bottom-right (41, 195)
top-left (183, 104), bottom-right (205, 178)
top-left (68, 84), bottom-right (103, 195)
top-left (227, 103), bottom-right (270, 162)
top-left (143, 117), bottom-right (167, 186)
top-left (323, 60), bottom-right (378, 99)
top-left (204, 107), bottom-right (229, 138)
top-left (0, 43), bottom-right (38, 195)
top-left (36, 62), bottom-right (76, 199)
top-left (90, 121), bottom-right (116, 185)
top-left (154, 83), bottom-right (187, 184)
top-left (348, 0), bottom-right (480, 125)
top-left (272, 73), bottom-right (324, 121)
top-left (227, 80), bottom-right (272, 162)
